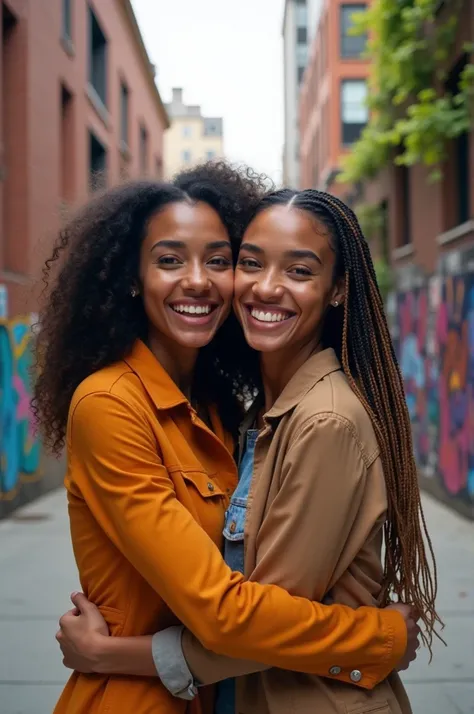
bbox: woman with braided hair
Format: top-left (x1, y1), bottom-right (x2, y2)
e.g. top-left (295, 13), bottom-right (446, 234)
top-left (55, 183), bottom-right (436, 714)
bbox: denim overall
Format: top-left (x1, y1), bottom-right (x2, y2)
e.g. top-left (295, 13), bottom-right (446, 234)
top-left (214, 428), bottom-right (259, 714)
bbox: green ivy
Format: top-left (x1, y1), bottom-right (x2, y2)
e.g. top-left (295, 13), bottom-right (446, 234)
top-left (339, 0), bottom-right (474, 184)
top-left (374, 258), bottom-right (394, 303)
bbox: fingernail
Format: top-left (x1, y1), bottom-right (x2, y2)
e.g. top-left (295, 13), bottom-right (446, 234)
top-left (71, 591), bottom-right (79, 597)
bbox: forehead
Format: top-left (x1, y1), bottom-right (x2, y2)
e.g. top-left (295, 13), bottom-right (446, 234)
top-left (145, 201), bottom-right (230, 243)
top-left (244, 206), bottom-right (331, 253)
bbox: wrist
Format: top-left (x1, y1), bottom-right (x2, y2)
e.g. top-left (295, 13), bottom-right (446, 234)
top-left (88, 633), bottom-right (115, 674)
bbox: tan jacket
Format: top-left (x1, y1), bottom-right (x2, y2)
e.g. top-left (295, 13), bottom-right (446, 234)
top-left (182, 349), bottom-right (412, 714)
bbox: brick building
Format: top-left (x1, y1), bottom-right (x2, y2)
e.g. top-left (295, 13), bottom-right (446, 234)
top-left (360, 1), bottom-right (474, 276)
top-left (0, 0), bottom-right (168, 515)
top-left (0, 0), bottom-right (169, 317)
top-left (299, 0), bottom-right (370, 195)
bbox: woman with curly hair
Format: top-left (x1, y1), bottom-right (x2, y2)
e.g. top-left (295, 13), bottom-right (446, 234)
top-left (36, 163), bottom-right (418, 714)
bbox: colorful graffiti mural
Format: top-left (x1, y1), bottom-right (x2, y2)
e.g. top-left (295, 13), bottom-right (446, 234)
top-left (0, 316), bottom-right (42, 499)
top-left (437, 276), bottom-right (474, 500)
top-left (392, 271), bottom-right (474, 508)
top-left (394, 281), bottom-right (440, 476)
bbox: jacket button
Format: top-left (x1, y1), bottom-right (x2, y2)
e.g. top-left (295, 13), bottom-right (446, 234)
top-left (350, 670), bottom-right (362, 683)
top-left (229, 521), bottom-right (237, 533)
top-left (207, 482), bottom-right (215, 492)
top-left (329, 666), bottom-right (341, 676)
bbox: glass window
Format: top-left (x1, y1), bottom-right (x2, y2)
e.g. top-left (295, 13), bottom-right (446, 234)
top-left (182, 125), bottom-right (192, 138)
top-left (340, 4), bottom-right (367, 58)
top-left (182, 150), bottom-right (191, 164)
top-left (89, 131), bottom-right (107, 192)
top-left (341, 79), bottom-right (368, 145)
top-left (140, 124), bottom-right (148, 175)
top-left (120, 82), bottom-right (129, 146)
top-left (62, 0), bottom-right (72, 41)
top-left (297, 26), bottom-right (307, 44)
top-left (89, 7), bottom-right (107, 106)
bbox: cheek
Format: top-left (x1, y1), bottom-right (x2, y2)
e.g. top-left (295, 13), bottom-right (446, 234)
top-left (233, 271), bottom-right (249, 301)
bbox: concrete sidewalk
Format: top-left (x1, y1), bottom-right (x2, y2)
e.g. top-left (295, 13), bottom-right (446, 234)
top-left (0, 488), bottom-right (473, 714)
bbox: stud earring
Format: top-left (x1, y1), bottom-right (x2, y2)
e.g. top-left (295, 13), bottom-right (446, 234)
top-left (332, 300), bottom-right (339, 308)
top-left (131, 287), bottom-right (138, 298)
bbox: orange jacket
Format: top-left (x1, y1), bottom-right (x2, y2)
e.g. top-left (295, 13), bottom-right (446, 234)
top-left (54, 340), bottom-right (406, 714)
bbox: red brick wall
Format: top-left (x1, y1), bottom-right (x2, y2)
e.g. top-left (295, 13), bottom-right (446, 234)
top-left (0, 0), bottom-right (168, 316)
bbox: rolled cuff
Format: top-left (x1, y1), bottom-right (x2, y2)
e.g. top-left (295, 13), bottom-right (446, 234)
top-left (152, 626), bottom-right (198, 700)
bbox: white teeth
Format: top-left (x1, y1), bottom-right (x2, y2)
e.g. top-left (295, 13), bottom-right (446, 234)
top-left (250, 309), bottom-right (290, 323)
top-left (171, 304), bottom-right (211, 315)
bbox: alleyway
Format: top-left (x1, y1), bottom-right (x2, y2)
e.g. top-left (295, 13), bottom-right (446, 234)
top-left (0, 488), bottom-right (473, 714)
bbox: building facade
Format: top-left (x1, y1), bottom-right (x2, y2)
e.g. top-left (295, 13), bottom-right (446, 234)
top-left (164, 88), bottom-right (224, 179)
top-left (299, 0), bottom-right (370, 193)
top-left (282, 0), bottom-right (308, 189)
top-left (0, 0), bottom-right (168, 515)
top-left (359, 0), bottom-right (474, 519)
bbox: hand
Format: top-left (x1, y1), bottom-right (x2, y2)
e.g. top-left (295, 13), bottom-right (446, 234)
top-left (56, 592), bottom-right (110, 672)
top-left (386, 603), bottom-right (421, 672)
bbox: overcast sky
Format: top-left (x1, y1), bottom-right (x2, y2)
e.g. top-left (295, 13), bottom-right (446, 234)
top-left (131, 0), bottom-right (286, 182)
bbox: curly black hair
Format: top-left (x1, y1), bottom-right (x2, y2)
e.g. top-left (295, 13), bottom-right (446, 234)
top-left (33, 161), bottom-right (267, 454)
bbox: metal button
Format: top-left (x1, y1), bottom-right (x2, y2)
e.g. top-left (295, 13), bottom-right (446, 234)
top-left (207, 482), bottom-right (215, 492)
top-left (350, 670), bottom-right (362, 683)
top-left (329, 666), bottom-right (342, 676)
top-left (229, 521), bottom-right (237, 533)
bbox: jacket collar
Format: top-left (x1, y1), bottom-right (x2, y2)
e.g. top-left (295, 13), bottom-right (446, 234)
top-left (265, 348), bottom-right (341, 420)
top-left (123, 339), bottom-right (190, 411)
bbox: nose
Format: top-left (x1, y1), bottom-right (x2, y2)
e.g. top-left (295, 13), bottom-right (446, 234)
top-left (251, 268), bottom-right (284, 302)
top-left (181, 261), bottom-right (212, 293)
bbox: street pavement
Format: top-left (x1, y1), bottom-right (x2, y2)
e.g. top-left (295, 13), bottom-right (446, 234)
top-left (0, 488), bottom-right (473, 714)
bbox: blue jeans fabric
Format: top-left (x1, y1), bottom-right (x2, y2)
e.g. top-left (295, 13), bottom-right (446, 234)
top-left (214, 429), bottom-right (258, 714)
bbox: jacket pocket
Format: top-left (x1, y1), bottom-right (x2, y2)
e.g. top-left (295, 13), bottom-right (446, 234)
top-left (181, 470), bottom-right (225, 499)
top-left (223, 499), bottom-right (246, 542)
top-left (345, 701), bottom-right (391, 714)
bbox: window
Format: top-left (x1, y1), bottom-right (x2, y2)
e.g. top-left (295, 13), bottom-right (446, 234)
top-left (89, 131), bottom-right (107, 191)
top-left (182, 150), bottom-right (191, 164)
top-left (446, 55), bottom-right (471, 227)
top-left (297, 26), bottom-right (307, 44)
top-left (120, 81), bottom-right (129, 147)
top-left (182, 125), bottom-right (191, 138)
top-left (89, 7), bottom-right (107, 106)
top-left (341, 79), bottom-right (368, 145)
top-left (295, 0), bottom-right (307, 27)
top-left (297, 66), bottom-right (305, 84)
top-left (340, 4), bottom-right (367, 58)
top-left (62, 0), bottom-right (72, 41)
top-left (455, 131), bottom-right (470, 224)
top-left (140, 124), bottom-right (148, 175)
top-left (60, 85), bottom-right (75, 202)
top-left (206, 150), bottom-right (216, 160)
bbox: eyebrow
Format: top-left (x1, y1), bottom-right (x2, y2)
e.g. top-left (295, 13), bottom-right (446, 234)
top-left (151, 239), bottom-right (231, 252)
top-left (284, 249), bottom-right (322, 265)
top-left (240, 243), bottom-right (322, 265)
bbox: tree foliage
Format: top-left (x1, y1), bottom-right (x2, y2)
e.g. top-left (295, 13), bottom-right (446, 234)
top-left (339, 0), bottom-right (474, 183)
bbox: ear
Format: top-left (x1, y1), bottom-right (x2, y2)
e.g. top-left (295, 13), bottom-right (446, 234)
top-left (330, 277), bottom-right (345, 308)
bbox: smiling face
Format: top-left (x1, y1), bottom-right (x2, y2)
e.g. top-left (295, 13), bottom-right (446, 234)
top-left (234, 204), bottom-right (345, 356)
top-left (138, 200), bottom-right (234, 352)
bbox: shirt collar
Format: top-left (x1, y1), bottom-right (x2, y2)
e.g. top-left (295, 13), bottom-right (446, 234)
top-left (265, 348), bottom-right (342, 420)
top-left (123, 339), bottom-right (189, 411)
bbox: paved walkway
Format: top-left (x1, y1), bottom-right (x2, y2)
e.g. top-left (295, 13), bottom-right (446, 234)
top-left (0, 488), bottom-right (473, 713)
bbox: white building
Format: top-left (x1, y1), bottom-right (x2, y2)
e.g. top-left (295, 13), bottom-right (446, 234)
top-left (282, 0), bottom-right (308, 188)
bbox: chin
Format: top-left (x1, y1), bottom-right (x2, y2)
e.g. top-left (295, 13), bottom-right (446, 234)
top-left (175, 333), bottom-right (216, 350)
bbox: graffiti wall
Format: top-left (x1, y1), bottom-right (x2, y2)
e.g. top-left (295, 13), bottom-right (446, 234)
top-left (390, 269), bottom-right (474, 516)
top-left (0, 314), bottom-right (42, 501)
